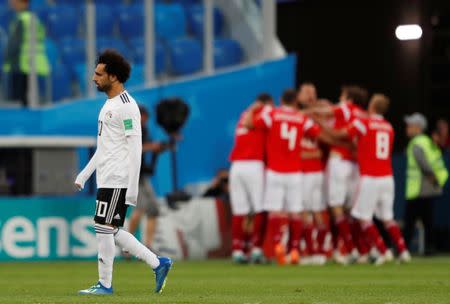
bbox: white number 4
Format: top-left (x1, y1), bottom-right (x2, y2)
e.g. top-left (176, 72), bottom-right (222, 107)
top-left (281, 122), bottom-right (298, 151)
top-left (376, 131), bottom-right (390, 160)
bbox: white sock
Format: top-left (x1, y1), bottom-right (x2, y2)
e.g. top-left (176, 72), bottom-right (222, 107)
top-left (114, 229), bottom-right (160, 269)
top-left (96, 231), bottom-right (115, 288)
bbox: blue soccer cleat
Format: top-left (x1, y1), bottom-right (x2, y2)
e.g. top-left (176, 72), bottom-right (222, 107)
top-left (154, 256), bottom-right (173, 293)
top-left (78, 281), bottom-right (113, 295)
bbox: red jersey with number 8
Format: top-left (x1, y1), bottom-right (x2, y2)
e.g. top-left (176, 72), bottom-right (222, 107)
top-left (254, 106), bottom-right (321, 173)
top-left (347, 115), bottom-right (394, 176)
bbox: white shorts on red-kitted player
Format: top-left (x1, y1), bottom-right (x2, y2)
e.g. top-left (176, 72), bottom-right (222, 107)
top-left (229, 160), bottom-right (265, 215)
top-left (302, 172), bottom-right (326, 212)
top-left (263, 169), bottom-right (303, 213)
top-left (351, 175), bottom-right (395, 221)
top-left (326, 156), bottom-right (359, 208)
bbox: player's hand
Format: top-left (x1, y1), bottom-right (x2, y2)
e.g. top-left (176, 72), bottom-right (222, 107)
top-left (75, 182), bottom-right (83, 191)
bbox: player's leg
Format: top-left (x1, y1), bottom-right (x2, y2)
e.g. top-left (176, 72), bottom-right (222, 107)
top-left (229, 162), bottom-right (251, 263)
top-left (79, 188), bottom-right (121, 295)
top-left (310, 173), bottom-right (328, 264)
top-left (264, 170), bottom-right (287, 263)
top-left (351, 178), bottom-right (388, 265)
top-left (300, 173), bottom-right (316, 264)
top-left (110, 189), bottom-right (172, 293)
top-left (285, 173), bottom-right (304, 265)
top-left (328, 158), bottom-right (355, 260)
top-left (376, 177), bottom-right (410, 262)
top-left (245, 162), bottom-right (266, 262)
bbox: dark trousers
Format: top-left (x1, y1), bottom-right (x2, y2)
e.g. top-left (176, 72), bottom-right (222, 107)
top-left (8, 72), bottom-right (28, 107)
top-left (403, 197), bottom-right (436, 254)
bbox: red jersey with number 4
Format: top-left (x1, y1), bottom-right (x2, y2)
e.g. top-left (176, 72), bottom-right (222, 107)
top-left (254, 106), bottom-right (321, 173)
top-left (331, 102), bottom-right (366, 160)
top-left (347, 115), bottom-right (394, 177)
top-left (300, 138), bottom-right (325, 173)
top-left (229, 107), bottom-right (268, 162)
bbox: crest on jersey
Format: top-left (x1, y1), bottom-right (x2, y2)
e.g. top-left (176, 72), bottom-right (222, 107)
top-left (106, 111), bottom-right (113, 119)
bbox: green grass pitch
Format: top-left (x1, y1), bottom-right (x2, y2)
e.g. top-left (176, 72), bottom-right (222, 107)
top-left (1, 257), bottom-right (449, 304)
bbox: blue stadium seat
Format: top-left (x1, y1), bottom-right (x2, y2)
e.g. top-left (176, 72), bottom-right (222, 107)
top-left (80, 4), bottom-right (115, 38)
top-left (45, 5), bottom-right (80, 39)
top-left (168, 37), bottom-right (202, 75)
top-left (30, 0), bottom-right (49, 10)
top-left (127, 63), bottom-right (145, 87)
top-left (60, 37), bottom-right (86, 64)
top-left (119, 3), bottom-right (187, 40)
top-left (155, 3), bottom-right (187, 40)
top-left (187, 4), bottom-right (224, 38)
top-left (51, 63), bottom-right (72, 101)
top-left (0, 8), bottom-right (13, 33)
top-left (214, 38), bottom-right (243, 68)
top-left (118, 4), bottom-right (144, 39)
top-left (129, 38), bottom-right (166, 74)
top-left (96, 38), bottom-right (130, 60)
top-left (44, 38), bottom-right (61, 68)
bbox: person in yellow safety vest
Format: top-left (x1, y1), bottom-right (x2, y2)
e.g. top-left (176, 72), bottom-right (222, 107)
top-left (404, 113), bottom-right (449, 255)
top-left (3, 0), bottom-right (49, 107)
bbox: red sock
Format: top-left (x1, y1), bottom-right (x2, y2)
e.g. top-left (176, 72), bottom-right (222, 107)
top-left (316, 224), bottom-right (329, 254)
top-left (336, 217), bottom-right (355, 254)
top-left (363, 223), bottom-right (387, 255)
top-left (387, 223), bottom-right (407, 254)
top-left (232, 215), bottom-right (245, 251)
top-left (350, 219), bottom-right (369, 255)
top-left (251, 212), bottom-right (267, 249)
top-left (302, 223), bottom-right (315, 255)
top-left (288, 217), bottom-right (303, 251)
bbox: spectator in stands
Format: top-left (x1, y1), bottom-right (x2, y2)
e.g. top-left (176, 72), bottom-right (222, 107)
top-left (203, 169), bottom-right (230, 203)
top-left (404, 113), bottom-right (449, 255)
top-left (3, 0), bottom-right (49, 106)
top-left (432, 119), bottom-right (450, 152)
top-left (127, 105), bottom-right (171, 248)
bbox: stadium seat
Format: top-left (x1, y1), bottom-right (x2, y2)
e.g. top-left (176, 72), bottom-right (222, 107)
top-left (127, 63), bottom-right (145, 87)
top-left (45, 5), bottom-right (80, 39)
top-left (50, 63), bottom-right (72, 101)
top-left (214, 39), bottom-right (243, 69)
top-left (60, 37), bottom-right (86, 65)
top-left (168, 37), bottom-right (202, 75)
top-left (155, 3), bottom-right (187, 40)
top-left (119, 3), bottom-right (187, 40)
top-left (0, 8), bottom-right (12, 33)
top-left (118, 4), bottom-right (144, 39)
top-left (129, 38), bottom-right (166, 74)
top-left (80, 4), bottom-right (115, 38)
top-left (96, 38), bottom-right (130, 60)
top-left (30, 0), bottom-right (49, 10)
top-left (187, 4), bottom-right (224, 38)
top-left (44, 38), bottom-right (61, 68)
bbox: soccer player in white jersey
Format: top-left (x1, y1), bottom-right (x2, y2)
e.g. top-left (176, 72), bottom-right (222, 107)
top-left (74, 50), bottom-right (172, 295)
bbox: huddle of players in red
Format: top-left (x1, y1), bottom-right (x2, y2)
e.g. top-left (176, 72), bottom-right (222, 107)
top-left (228, 83), bottom-right (411, 265)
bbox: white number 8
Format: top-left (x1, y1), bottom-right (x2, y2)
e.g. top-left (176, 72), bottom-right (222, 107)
top-left (376, 131), bottom-right (389, 160)
top-left (281, 122), bottom-right (298, 151)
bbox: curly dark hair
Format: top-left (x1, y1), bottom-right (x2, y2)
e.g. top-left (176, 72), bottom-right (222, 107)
top-left (97, 49), bottom-right (131, 84)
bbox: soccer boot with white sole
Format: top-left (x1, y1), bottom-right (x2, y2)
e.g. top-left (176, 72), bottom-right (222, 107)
top-left (232, 250), bottom-right (249, 264)
top-left (78, 282), bottom-right (113, 295)
top-left (398, 250), bottom-right (411, 263)
top-left (154, 256), bottom-right (173, 293)
top-left (250, 247), bottom-right (265, 264)
top-left (384, 249), bottom-right (394, 263)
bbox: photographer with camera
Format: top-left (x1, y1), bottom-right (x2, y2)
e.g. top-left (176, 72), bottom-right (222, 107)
top-left (127, 105), bottom-right (171, 248)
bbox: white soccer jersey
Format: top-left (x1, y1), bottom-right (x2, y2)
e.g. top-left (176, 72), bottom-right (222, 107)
top-left (96, 91), bottom-right (141, 188)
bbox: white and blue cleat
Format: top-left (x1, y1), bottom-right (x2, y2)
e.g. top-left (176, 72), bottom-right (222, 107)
top-left (154, 256), bottom-right (173, 294)
top-left (78, 281), bottom-right (113, 295)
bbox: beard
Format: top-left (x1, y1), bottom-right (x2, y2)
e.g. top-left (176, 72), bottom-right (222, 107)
top-left (96, 83), bottom-right (112, 93)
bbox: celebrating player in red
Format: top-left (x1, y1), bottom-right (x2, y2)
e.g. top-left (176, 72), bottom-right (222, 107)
top-left (332, 94), bottom-right (411, 265)
top-left (229, 93), bottom-right (274, 264)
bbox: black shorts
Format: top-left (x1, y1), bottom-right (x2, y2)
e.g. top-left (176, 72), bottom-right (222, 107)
top-left (95, 188), bottom-right (128, 227)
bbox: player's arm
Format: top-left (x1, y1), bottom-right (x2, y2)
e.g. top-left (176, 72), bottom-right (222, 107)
top-left (242, 101), bottom-right (264, 129)
top-left (122, 106), bottom-right (143, 205)
top-left (301, 149), bottom-right (323, 160)
top-left (75, 150), bottom-right (98, 190)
